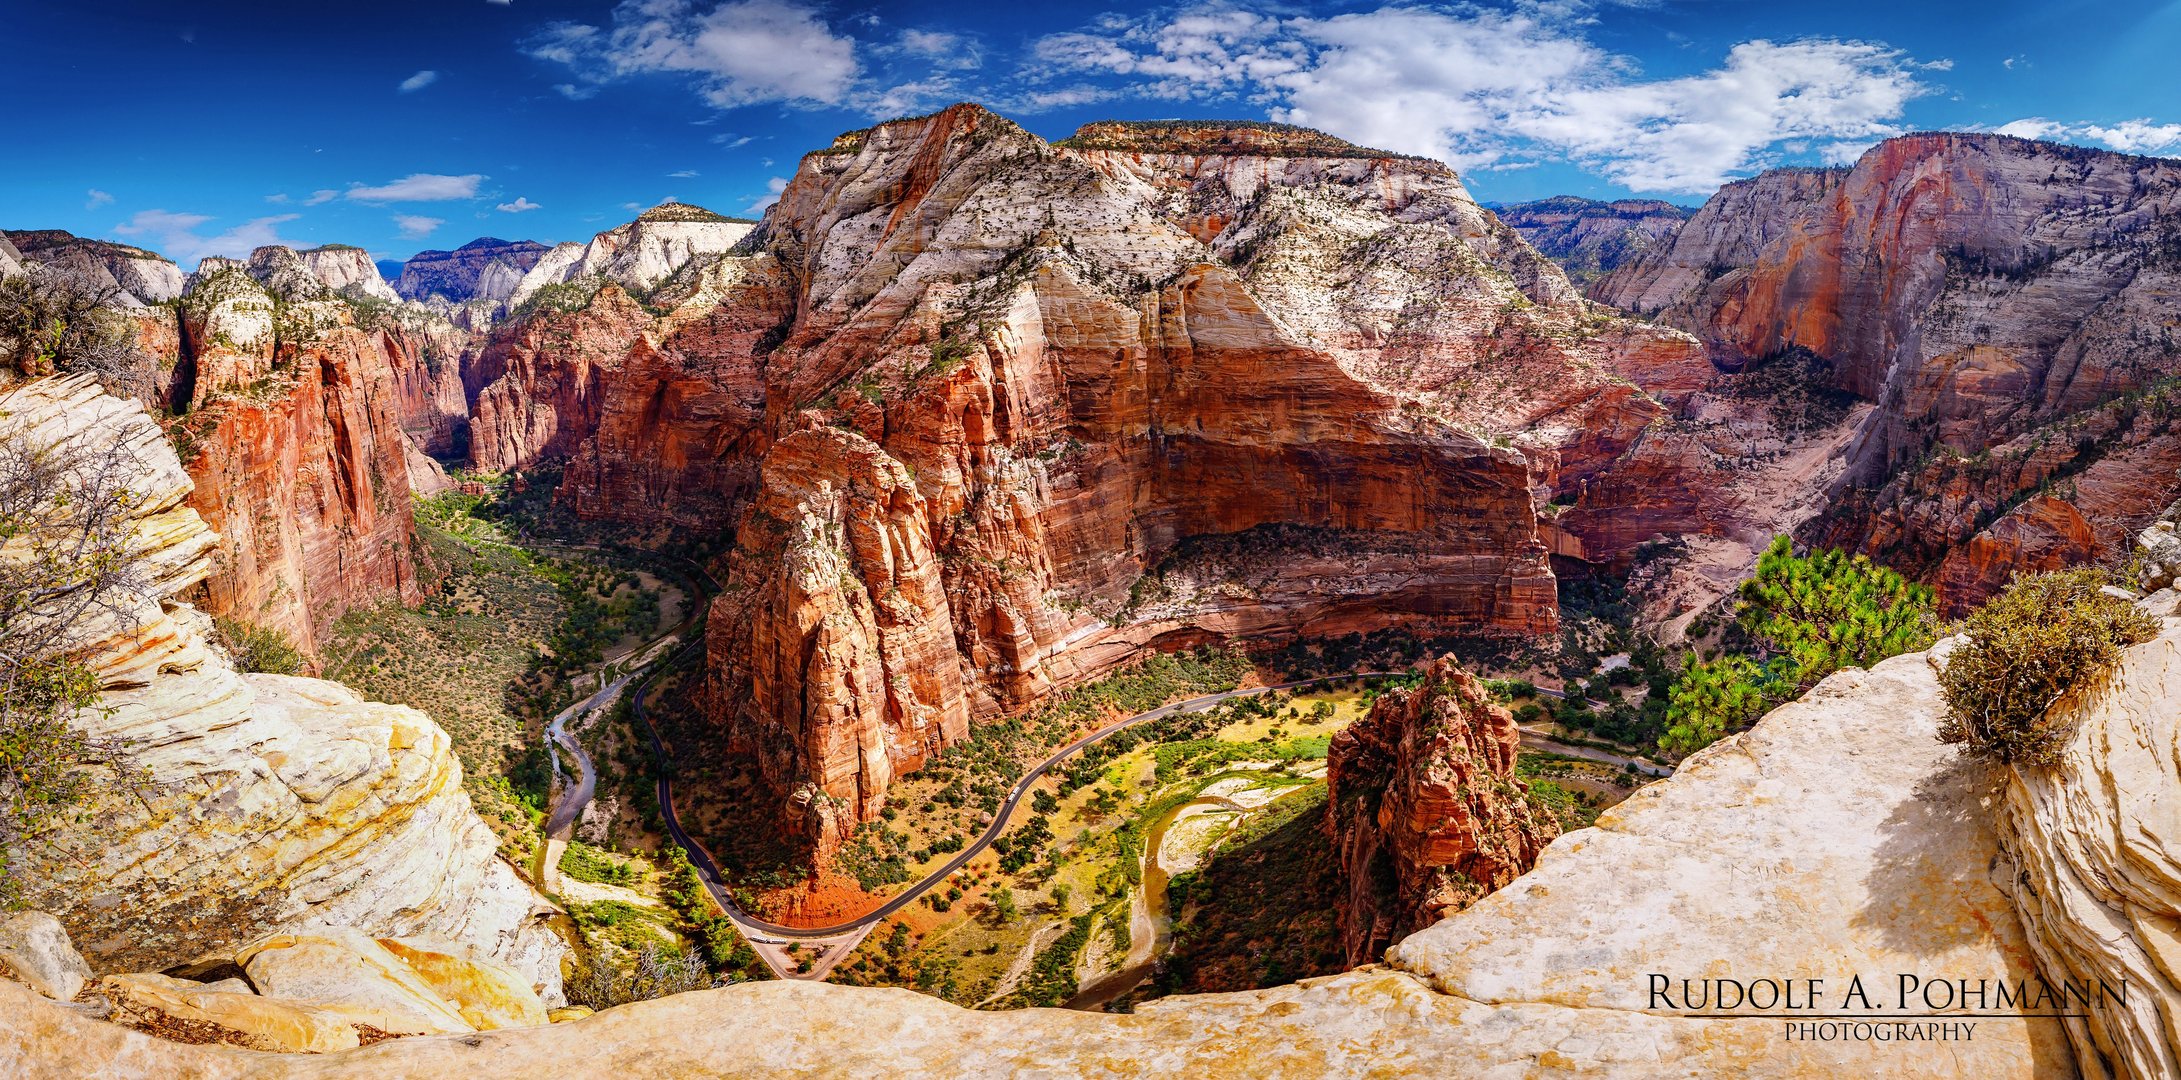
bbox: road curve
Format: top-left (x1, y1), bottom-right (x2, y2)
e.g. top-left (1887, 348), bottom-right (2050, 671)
top-left (639, 670), bottom-right (1417, 939)
top-left (631, 641), bottom-right (1673, 939)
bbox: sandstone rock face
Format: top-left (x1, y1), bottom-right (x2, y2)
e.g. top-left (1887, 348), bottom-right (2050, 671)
top-left (1325, 657), bottom-right (1558, 967)
top-left (502, 204), bottom-right (755, 315)
top-left (3, 229), bottom-right (185, 304)
top-left (466, 105), bottom-right (1713, 854)
top-left (393, 238), bottom-right (550, 304)
top-left (290, 246), bottom-right (400, 304)
top-left (1994, 613), bottom-right (2181, 1080)
top-left (1597, 134), bottom-right (2181, 611)
top-left (100, 972), bottom-right (361, 1054)
top-left (1495, 196), bottom-right (1693, 284)
top-left (0, 632), bottom-right (2084, 1076)
top-left (173, 324), bottom-right (427, 653)
top-left (0, 376), bottom-right (565, 998)
top-left (0, 913), bottom-right (94, 1003)
top-left (237, 931), bottom-right (491, 1036)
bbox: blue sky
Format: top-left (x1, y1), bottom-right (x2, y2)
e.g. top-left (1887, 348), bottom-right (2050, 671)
top-left (7, 0), bottom-right (2177, 268)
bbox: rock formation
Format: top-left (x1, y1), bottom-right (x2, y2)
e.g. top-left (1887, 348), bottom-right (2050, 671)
top-left (3, 229), bottom-right (185, 305)
top-left (0, 614), bottom-right (2108, 1076)
top-left (1326, 657), bottom-right (1558, 966)
top-left (502, 203), bottom-right (755, 315)
top-left (0, 375), bottom-right (565, 995)
top-left (1495, 196), bottom-right (1693, 283)
top-left (393, 238), bottom-right (550, 305)
top-left (1595, 133), bottom-right (2181, 611)
top-left (1992, 599), bottom-right (2181, 1080)
top-left (462, 104), bottom-right (1730, 853)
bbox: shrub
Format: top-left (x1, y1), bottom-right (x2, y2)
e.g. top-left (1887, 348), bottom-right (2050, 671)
top-left (1938, 569), bottom-right (2159, 766)
top-left (215, 617), bottom-right (306, 675)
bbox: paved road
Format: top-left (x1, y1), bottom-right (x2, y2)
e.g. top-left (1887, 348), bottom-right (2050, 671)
top-left (540, 551), bottom-right (710, 841)
top-left (640, 671), bottom-right (1414, 940)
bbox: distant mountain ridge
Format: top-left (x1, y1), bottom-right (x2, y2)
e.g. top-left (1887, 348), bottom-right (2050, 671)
top-left (1492, 197), bottom-right (1693, 284)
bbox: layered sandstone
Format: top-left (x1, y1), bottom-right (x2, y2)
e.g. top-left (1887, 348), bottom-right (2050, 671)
top-left (502, 204), bottom-right (755, 315)
top-left (1325, 657), bottom-right (1558, 967)
top-left (0, 376), bottom-right (565, 995)
top-left (1596, 134), bottom-right (2181, 610)
top-left (394, 238), bottom-right (550, 304)
top-left (0, 624), bottom-right (2095, 1076)
top-left (467, 105), bottom-right (1729, 853)
top-left (3, 229), bottom-right (185, 305)
top-left (1495, 196), bottom-right (1692, 284)
top-left (1993, 603), bottom-right (2181, 1080)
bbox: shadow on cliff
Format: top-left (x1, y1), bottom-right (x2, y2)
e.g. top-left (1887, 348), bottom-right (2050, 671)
top-left (1850, 752), bottom-right (2018, 957)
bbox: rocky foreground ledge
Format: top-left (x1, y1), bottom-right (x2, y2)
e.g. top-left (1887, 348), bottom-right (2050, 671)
top-left (18, 610), bottom-right (2178, 1074)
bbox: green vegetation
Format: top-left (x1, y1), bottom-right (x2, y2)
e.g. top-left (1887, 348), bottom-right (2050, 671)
top-left (1663, 537), bottom-right (1935, 754)
top-left (0, 423), bottom-right (149, 906)
top-left (997, 913), bottom-right (1095, 1008)
top-left (213, 617), bottom-right (305, 675)
top-left (659, 848), bottom-right (767, 982)
top-left (559, 841), bottom-right (640, 886)
top-left (1144, 782), bottom-right (1344, 1001)
top-left (1938, 568), bottom-right (2160, 766)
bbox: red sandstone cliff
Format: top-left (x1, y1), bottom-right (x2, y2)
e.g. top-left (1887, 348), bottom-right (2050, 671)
top-left (1596, 133), bottom-right (2181, 611)
top-left (460, 104), bottom-right (1728, 856)
top-left (1325, 656), bottom-right (1558, 966)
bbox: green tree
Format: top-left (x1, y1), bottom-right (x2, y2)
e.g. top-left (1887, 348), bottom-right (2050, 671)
top-left (989, 885), bottom-right (1017, 926)
top-left (0, 407), bottom-right (151, 905)
top-left (1661, 536), bottom-right (1934, 755)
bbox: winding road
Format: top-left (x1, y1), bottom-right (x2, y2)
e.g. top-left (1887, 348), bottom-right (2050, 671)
top-left (632, 664), bottom-right (1672, 944)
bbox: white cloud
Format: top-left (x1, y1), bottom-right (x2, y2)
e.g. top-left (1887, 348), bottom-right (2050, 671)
top-left (394, 214), bottom-right (445, 238)
top-left (744, 175), bottom-right (788, 215)
top-left (264, 193), bottom-right (291, 204)
top-left (114, 210), bottom-right (299, 266)
top-left (529, 0), bottom-right (859, 108)
top-left (304, 189), bottom-right (340, 206)
top-left (711, 133), bottom-right (753, 147)
top-left (346, 173), bottom-right (486, 202)
top-left (496, 197), bottom-right (543, 213)
top-left (669, 169), bottom-right (699, 177)
top-left (554, 83), bottom-right (599, 100)
top-left (399, 69), bottom-right (439, 93)
top-left (1031, 7), bottom-right (1932, 193)
top-left (1992, 117), bottom-right (2181, 156)
top-left (85, 189), bottom-right (113, 210)
top-left (894, 28), bottom-right (980, 70)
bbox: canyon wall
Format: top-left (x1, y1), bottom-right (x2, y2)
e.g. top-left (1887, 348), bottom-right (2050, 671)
top-left (13, 594), bottom-right (2142, 1076)
top-left (0, 375), bottom-right (564, 995)
top-left (1596, 133), bottom-right (2181, 611)
top-left (1495, 196), bottom-right (1693, 284)
top-left (1325, 657), bottom-right (1558, 967)
top-left (159, 249), bottom-right (467, 653)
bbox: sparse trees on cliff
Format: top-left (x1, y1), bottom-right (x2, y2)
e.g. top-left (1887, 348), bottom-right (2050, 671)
top-left (0, 265), bottom-right (141, 397)
top-left (0, 407), bottom-right (150, 905)
top-left (1662, 537), bottom-right (1935, 755)
top-left (1938, 568), bottom-right (2158, 766)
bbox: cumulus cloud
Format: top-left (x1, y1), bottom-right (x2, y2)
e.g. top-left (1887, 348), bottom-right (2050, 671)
top-left (394, 214), bottom-right (445, 238)
top-left (1993, 117), bottom-right (2181, 155)
top-left (346, 173), bottom-right (486, 202)
top-left (84, 189), bottom-right (113, 210)
top-left (744, 175), bottom-right (788, 215)
top-left (529, 0), bottom-right (859, 107)
top-left (399, 69), bottom-right (439, 93)
top-left (114, 210), bottom-right (300, 266)
top-left (1029, 6), bottom-right (1932, 193)
top-left (496, 197), bottom-right (542, 213)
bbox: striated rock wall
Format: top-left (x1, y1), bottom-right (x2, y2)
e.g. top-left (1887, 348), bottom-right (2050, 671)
top-left (1495, 196), bottom-right (1693, 284)
top-left (1326, 657), bottom-right (1557, 967)
top-left (0, 620), bottom-right (2090, 1077)
top-left (394, 238), bottom-right (551, 305)
top-left (465, 105), bottom-right (1732, 853)
top-left (1596, 133), bottom-right (2181, 611)
top-left (3, 229), bottom-right (185, 305)
top-left (1993, 602), bottom-right (2181, 1080)
top-left (502, 205), bottom-right (755, 315)
top-left (174, 325), bottom-right (427, 654)
top-left (0, 376), bottom-right (564, 996)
